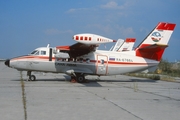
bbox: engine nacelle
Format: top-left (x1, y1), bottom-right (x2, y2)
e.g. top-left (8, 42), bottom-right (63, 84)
top-left (73, 33), bottom-right (116, 44)
top-left (54, 52), bottom-right (70, 59)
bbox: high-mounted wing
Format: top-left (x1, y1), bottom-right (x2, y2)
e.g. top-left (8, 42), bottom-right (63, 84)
top-left (55, 33), bottom-right (116, 58)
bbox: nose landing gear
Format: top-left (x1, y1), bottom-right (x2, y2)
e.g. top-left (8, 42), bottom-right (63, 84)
top-left (27, 71), bottom-right (36, 81)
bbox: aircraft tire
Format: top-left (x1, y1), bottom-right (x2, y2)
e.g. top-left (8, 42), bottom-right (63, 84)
top-left (29, 75), bottom-right (36, 81)
top-left (77, 74), bottom-right (85, 83)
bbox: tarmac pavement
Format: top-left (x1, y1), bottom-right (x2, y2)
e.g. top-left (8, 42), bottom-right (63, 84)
top-left (0, 61), bottom-right (180, 120)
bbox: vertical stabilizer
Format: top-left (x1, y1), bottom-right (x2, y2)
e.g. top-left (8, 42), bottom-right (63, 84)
top-left (136, 22), bottom-right (176, 61)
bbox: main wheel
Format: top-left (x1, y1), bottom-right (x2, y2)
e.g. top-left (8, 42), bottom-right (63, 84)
top-left (29, 75), bottom-right (36, 81)
top-left (77, 74), bottom-right (85, 83)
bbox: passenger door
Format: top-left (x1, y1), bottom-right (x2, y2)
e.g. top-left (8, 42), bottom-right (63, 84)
top-left (96, 55), bottom-right (108, 75)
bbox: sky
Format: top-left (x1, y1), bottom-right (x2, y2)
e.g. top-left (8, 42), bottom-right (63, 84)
top-left (0, 0), bottom-right (180, 62)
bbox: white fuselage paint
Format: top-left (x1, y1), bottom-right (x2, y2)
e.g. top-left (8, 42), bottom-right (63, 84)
top-left (9, 49), bottom-right (159, 76)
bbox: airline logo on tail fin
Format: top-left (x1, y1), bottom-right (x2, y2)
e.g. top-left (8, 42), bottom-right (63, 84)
top-left (151, 32), bottom-right (162, 42)
top-left (136, 22), bottom-right (176, 61)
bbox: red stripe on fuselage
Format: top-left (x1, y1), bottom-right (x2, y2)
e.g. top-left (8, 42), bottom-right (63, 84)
top-left (11, 55), bottom-right (153, 66)
top-left (11, 55), bottom-right (55, 61)
top-left (91, 60), bottom-right (151, 66)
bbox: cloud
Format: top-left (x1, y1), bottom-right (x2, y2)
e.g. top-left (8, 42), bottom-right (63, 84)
top-left (100, 1), bottom-right (133, 10)
top-left (66, 1), bottom-right (133, 14)
top-left (66, 8), bottom-right (93, 13)
top-left (86, 24), bottom-right (113, 35)
top-left (66, 8), bottom-right (76, 13)
top-left (119, 27), bottom-right (135, 37)
top-left (86, 24), bottom-right (135, 38)
top-left (65, 1), bottom-right (134, 21)
top-left (101, 1), bottom-right (119, 9)
top-left (44, 29), bottom-right (73, 35)
top-left (65, 1), bottom-right (135, 38)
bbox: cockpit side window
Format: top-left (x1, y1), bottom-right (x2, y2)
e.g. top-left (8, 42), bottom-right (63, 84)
top-left (34, 51), bottom-right (39, 55)
top-left (41, 51), bottom-right (46, 55)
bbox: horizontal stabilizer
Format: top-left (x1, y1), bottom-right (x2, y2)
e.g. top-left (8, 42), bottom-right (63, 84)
top-left (138, 44), bottom-right (168, 51)
top-left (136, 44), bottom-right (168, 61)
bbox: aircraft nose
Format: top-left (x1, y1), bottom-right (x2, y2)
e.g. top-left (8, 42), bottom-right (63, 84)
top-left (4, 59), bottom-right (10, 67)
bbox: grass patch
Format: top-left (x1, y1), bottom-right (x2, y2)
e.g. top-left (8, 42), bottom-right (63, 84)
top-left (160, 76), bottom-right (175, 82)
top-left (127, 73), bottom-right (160, 80)
top-left (127, 73), bottom-right (177, 82)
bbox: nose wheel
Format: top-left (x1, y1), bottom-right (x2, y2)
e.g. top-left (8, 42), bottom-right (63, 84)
top-left (27, 71), bottom-right (36, 81)
top-left (28, 75), bottom-right (36, 81)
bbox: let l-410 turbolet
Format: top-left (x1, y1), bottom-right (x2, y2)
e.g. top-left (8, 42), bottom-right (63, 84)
top-left (5, 22), bottom-right (176, 83)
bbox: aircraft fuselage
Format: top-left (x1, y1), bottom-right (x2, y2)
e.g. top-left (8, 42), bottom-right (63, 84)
top-left (8, 49), bottom-right (158, 76)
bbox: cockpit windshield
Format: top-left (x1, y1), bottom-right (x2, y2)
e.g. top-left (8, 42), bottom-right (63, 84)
top-left (30, 50), bottom-right (39, 55)
top-left (30, 50), bottom-right (47, 55)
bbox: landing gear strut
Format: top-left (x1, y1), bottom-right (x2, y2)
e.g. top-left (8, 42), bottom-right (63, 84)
top-left (70, 73), bottom-right (87, 83)
top-left (27, 71), bottom-right (36, 81)
top-left (70, 76), bottom-right (77, 83)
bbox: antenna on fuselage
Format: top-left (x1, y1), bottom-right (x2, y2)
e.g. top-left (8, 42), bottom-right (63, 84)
top-left (47, 44), bottom-right (50, 48)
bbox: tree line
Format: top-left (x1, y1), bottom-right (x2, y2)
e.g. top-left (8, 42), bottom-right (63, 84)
top-left (157, 59), bottom-right (180, 77)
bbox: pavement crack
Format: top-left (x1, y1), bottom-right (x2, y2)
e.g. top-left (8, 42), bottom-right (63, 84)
top-left (124, 86), bottom-right (180, 101)
top-left (20, 71), bottom-right (27, 120)
top-left (78, 87), bottom-right (143, 120)
top-left (110, 82), bottom-right (180, 101)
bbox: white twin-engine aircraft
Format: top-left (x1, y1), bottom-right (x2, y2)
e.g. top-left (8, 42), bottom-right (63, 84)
top-left (5, 22), bottom-right (176, 83)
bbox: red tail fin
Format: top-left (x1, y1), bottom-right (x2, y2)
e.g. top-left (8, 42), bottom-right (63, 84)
top-left (136, 22), bottom-right (176, 61)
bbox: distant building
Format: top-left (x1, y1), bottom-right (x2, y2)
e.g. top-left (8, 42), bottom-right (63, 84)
top-left (0, 59), bottom-right (5, 61)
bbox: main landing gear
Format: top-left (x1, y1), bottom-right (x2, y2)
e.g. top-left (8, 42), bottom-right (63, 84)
top-left (27, 71), bottom-right (36, 81)
top-left (70, 73), bottom-right (88, 83)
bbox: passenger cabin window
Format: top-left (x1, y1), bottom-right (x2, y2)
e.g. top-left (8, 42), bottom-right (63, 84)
top-left (41, 51), bottom-right (46, 55)
top-left (80, 58), bottom-right (83, 63)
top-left (86, 58), bottom-right (90, 63)
top-left (101, 59), bottom-right (104, 64)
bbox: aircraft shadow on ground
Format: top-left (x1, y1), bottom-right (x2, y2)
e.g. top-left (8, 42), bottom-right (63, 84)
top-left (90, 79), bottom-right (157, 83)
top-left (11, 77), bottom-right (103, 87)
top-left (11, 76), bottom-right (157, 88)
top-left (11, 75), bottom-right (158, 83)
top-left (12, 77), bottom-right (67, 82)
